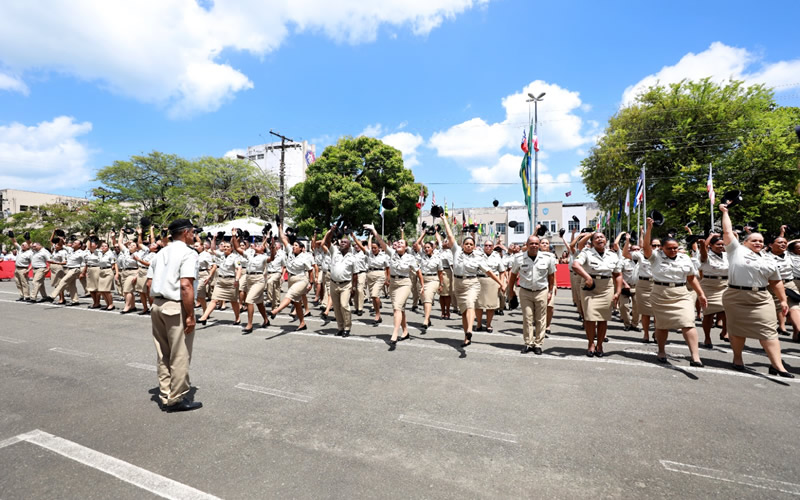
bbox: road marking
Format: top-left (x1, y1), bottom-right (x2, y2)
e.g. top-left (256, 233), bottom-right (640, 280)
top-left (235, 382), bottom-right (313, 403)
top-left (660, 460), bottom-right (800, 496)
top-left (49, 347), bottom-right (91, 358)
top-left (0, 429), bottom-right (220, 499)
top-left (0, 434), bottom-right (24, 449)
top-left (0, 335), bottom-right (25, 344)
top-left (398, 415), bottom-right (517, 443)
top-left (126, 362), bottom-right (157, 372)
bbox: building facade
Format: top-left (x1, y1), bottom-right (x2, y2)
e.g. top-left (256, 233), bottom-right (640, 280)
top-left (245, 140), bottom-right (316, 192)
top-left (0, 189), bottom-right (87, 218)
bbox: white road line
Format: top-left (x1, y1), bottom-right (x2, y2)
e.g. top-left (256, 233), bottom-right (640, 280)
top-left (126, 362), bottom-right (157, 372)
top-left (661, 460), bottom-right (800, 496)
top-left (398, 415), bottom-right (517, 443)
top-left (0, 434), bottom-right (24, 449)
top-left (1, 429), bottom-right (220, 499)
top-left (234, 382), bottom-right (313, 403)
top-left (0, 335), bottom-right (25, 344)
top-left (49, 347), bottom-right (91, 358)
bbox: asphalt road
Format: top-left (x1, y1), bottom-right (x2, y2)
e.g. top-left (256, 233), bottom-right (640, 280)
top-left (1, 279), bottom-right (799, 499)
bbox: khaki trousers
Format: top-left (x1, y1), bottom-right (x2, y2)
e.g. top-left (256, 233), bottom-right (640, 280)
top-left (410, 273), bottom-right (420, 306)
top-left (519, 287), bottom-right (548, 347)
top-left (151, 298), bottom-right (194, 406)
top-left (353, 272), bottom-right (366, 311)
top-left (50, 268), bottom-right (81, 302)
top-left (50, 263), bottom-right (65, 290)
top-left (31, 268), bottom-right (48, 299)
top-left (330, 280), bottom-right (353, 331)
top-left (14, 268), bottom-right (30, 299)
top-left (620, 287), bottom-right (640, 328)
top-left (265, 272), bottom-right (282, 306)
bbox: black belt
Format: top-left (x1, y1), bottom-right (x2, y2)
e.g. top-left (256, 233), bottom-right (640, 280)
top-left (66, 266), bottom-right (82, 269)
top-left (704, 275), bottom-right (728, 280)
top-left (520, 285), bottom-right (547, 292)
top-left (87, 265), bottom-right (100, 268)
top-left (423, 273), bottom-right (438, 276)
top-left (454, 275), bottom-right (477, 279)
top-left (332, 279), bottom-right (350, 285)
top-left (354, 271), bottom-right (365, 275)
top-left (784, 278), bottom-right (794, 283)
top-left (15, 266), bottom-right (27, 269)
top-left (219, 275), bottom-right (235, 278)
top-left (654, 281), bottom-right (686, 287)
top-left (288, 272), bottom-right (303, 276)
top-left (729, 284), bottom-right (767, 291)
top-left (442, 265), bottom-right (451, 269)
top-left (247, 271), bottom-right (263, 275)
top-left (590, 275), bottom-right (611, 279)
top-left (638, 277), bottom-right (651, 281)
top-left (369, 267), bottom-right (384, 271)
top-left (476, 274), bottom-right (487, 278)
top-left (391, 274), bottom-right (408, 279)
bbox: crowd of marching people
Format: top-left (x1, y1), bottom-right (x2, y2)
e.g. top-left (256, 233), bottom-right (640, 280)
top-left (5, 200), bottom-right (800, 378)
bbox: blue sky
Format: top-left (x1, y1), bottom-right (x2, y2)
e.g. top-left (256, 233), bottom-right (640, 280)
top-left (1, 0), bottom-right (798, 211)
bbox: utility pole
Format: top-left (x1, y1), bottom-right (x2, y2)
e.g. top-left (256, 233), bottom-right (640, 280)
top-left (268, 130), bottom-right (296, 222)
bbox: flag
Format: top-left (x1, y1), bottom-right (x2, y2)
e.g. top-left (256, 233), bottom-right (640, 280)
top-left (521, 129), bottom-right (528, 154)
top-left (532, 135), bottom-right (540, 152)
top-left (633, 167), bottom-right (645, 209)
top-left (431, 191), bottom-right (436, 207)
top-left (379, 187), bottom-right (385, 217)
top-left (416, 186), bottom-right (424, 209)
top-left (565, 191), bottom-right (572, 197)
top-left (461, 211), bottom-right (466, 228)
top-left (624, 189), bottom-right (630, 216)
top-left (519, 123), bottom-right (534, 221)
top-left (617, 199), bottom-right (623, 222)
top-left (444, 203), bottom-right (448, 218)
top-left (707, 166), bottom-right (715, 204)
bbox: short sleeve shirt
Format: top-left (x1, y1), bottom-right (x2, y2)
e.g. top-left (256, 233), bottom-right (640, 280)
top-left (768, 252), bottom-right (794, 281)
top-left (267, 249), bottom-right (287, 273)
top-left (197, 250), bottom-right (215, 271)
top-left (31, 249), bottom-right (51, 269)
top-left (367, 251), bottom-right (388, 270)
top-left (245, 253), bottom-right (269, 274)
top-left (329, 248), bottom-right (356, 282)
top-left (147, 240), bottom-right (198, 301)
top-left (726, 239), bottom-right (780, 288)
top-left (51, 248), bottom-right (68, 264)
top-left (450, 245), bottom-right (489, 277)
top-left (512, 251), bottom-right (556, 290)
top-left (285, 247), bottom-right (314, 275)
top-left (213, 250), bottom-right (241, 277)
top-left (386, 247), bottom-right (419, 277)
top-left (648, 251), bottom-right (698, 282)
top-left (482, 251), bottom-right (504, 275)
top-left (700, 251), bottom-right (729, 277)
top-left (574, 248), bottom-right (619, 277)
top-left (631, 250), bottom-right (653, 279)
top-left (418, 252), bottom-right (443, 275)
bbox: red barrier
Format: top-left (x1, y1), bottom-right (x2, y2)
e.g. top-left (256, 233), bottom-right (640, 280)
top-left (556, 263), bottom-right (571, 289)
top-left (0, 261), bottom-right (14, 279)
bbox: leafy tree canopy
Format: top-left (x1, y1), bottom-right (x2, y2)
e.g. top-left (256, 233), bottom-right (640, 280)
top-left (581, 79), bottom-right (800, 236)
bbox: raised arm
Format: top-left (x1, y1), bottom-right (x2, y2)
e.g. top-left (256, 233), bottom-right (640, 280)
top-left (643, 218), bottom-right (654, 259)
top-left (231, 229), bottom-right (243, 255)
top-left (442, 216), bottom-right (456, 250)
top-left (720, 204), bottom-right (735, 246)
top-left (321, 225), bottom-right (336, 254)
top-left (364, 224), bottom-right (387, 252)
top-left (350, 233), bottom-right (366, 253)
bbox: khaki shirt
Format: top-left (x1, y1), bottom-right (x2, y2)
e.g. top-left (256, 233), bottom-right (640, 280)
top-left (285, 247), bottom-right (314, 275)
top-left (329, 247), bottom-right (356, 282)
top-left (768, 252), bottom-right (793, 281)
top-left (631, 250), bottom-right (653, 279)
top-left (386, 247), bottom-right (419, 277)
top-left (450, 245), bottom-right (489, 277)
top-left (512, 251), bottom-right (556, 290)
top-left (31, 248), bottom-right (51, 269)
top-left (367, 251), bottom-right (388, 270)
top-left (267, 249), bottom-right (286, 273)
top-left (574, 247), bottom-right (619, 277)
top-left (726, 239), bottom-right (780, 288)
top-left (700, 251), bottom-right (728, 277)
top-left (648, 251), bottom-right (698, 283)
top-left (417, 252), bottom-right (443, 275)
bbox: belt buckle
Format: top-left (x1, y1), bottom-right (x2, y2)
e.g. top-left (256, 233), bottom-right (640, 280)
top-left (669, 282), bottom-right (675, 287)
top-left (751, 286), bottom-right (758, 292)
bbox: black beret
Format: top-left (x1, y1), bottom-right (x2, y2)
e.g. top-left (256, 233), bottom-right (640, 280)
top-left (168, 219), bottom-right (193, 234)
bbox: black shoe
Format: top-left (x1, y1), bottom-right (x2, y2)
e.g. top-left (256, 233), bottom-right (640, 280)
top-left (595, 350), bottom-right (604, 358)
top-left (656, 356), bottom-right (668, 363)
top-left (296, 325), bottom-right (307, 332)
top-left (320, 312), bottom-right (328, 320)
top-left (233, 320), bottom-right (240, 326)
top-left (586, 350), bottom-right (594, 358)
top-left (261, 320), bottom-right (270, 328)
top-left (374, 318), bottom-right (382, 324)
top-left (623, 325), bottom-right (631, 332)
top-left (165, 400), bottom-right (203, 413)
top-left (702, 342), bottom-right (713, 349)
top-left (336, 330), bottom-right (344, 336)
top-left (521, 345), bottom-right (533, 354)
top-left (241, 327), bottom-right (253, 335)
top-left (603, 337), bottom-right (608, 342)
top-left (421, 323), bottom-right (428, 333)
top-left (105, 306), bottom-right (116, 311)
top-left (268, 311), bottom-right (276, 320)
top-left (769, 366), bottom-right (795, 378)
top-left (533, 346), bottom-right (543, 355)
top-left (88, 304), bottom-right (100, 309)
top-left (475, 326), bottom-right (483, 332)
top-left (354, 310), bottom-right (363, 316)
top-left (68, 302), bottom-right (81, 307)
top-left (778, 329), bottom-right (790, 336)
top-left (689, 360), bottom-right (704, 368)
top-left (25, 297), bottom-right (33, 302)
top-left (16, 297), bottom-right (25, 302)
top-left (342, 330), bottom-right (350, 338)
top-left (732, 363), bottom-right (746, 372)
top-left (631, 326), bottom-right (641, 332)
top-left (496, 309), bottom-right (504, 316)
top-left (43, 296), bottom-right (54, 302)
top-left (411, 306), bottom-right (418, 313)
top-left (398, 333), bottom-right (410, 341)
top-left (197, 319), bottom-right (207, 325)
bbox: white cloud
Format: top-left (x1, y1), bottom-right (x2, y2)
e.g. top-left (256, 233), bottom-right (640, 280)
top-left (0, 72), bottom-right (28, 95)
top-left (381, 131), bottom-right (424, 168)
top-left (430, 80), bottom-right (593, 161)
top-left (0, 116), bottom-right (93, 190)
top-left (502, 201), bottom-right (522, 207)
top-left (360, 123), bottom-right (385, 137)
top-left (622, 41), bottom-right (800, 106)
top-left (0, 1), bottom-right (488, 117)
top-left (224, 148), bottom-right (247, 159)
top-left (570, 166), bottom-right (583, 177)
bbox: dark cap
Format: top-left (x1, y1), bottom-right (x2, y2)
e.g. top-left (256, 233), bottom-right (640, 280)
top-left (508, 221), bottom-right (518, 228)
top-left (140, 216), bottom-right (152, 227)
top-left (431, 205), bottom-right (444, 218)
top-left (248, 195), bottom-right (260, 208)
top-left (572, 215), bottom-right (579, 223)
top-left (381, 198), bottom-right (396, 210)
top-left (492, 199), bottom-right (499, 207)
top-left (649, 210), bottom-right (664, 226)
top-left (685, 234), bottom-right (701, 246)
top-left (536, 225), bottom-right (547, 237)
top-left (721, 190), bottom-right (743, 207)
top-left (168, 218), bottom-right (193, 234)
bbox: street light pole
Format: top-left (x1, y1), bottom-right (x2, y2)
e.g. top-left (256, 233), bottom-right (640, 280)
top-left (269, 130), bottom-right (293, 222)
top-left (526, 92), bottom-right (545, 232)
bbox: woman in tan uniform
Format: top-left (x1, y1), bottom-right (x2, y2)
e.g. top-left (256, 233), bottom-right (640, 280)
top-left (235, 237), bottom-right (270, 334)
top-left (697, 234), bottom-right (728, 346)
top-left (412, 234), bottom-right (443, 332)
top-left (268, 223), bottom-right (315, 331)
top-left (572, 232), bottom-right (622, 357)
top-left (198, 234), bottom-right (243, 326)
top-left (766, 235), bottom-right (800, 337)
top-left (568, 229), bottom-right (592, 322)
top-left (720, 204), bottom-right (793, 377)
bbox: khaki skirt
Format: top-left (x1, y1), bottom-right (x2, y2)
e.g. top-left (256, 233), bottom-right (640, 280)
top-left (570, 272), bottom-right (582, 309)
top-left (421, 277), bottom-right (440, 304)
top-left (724, 287), bottom-right (777, 340)
top-left (121, 268), bottom-right (138, 294)
top-left (700, 277), bottom-right (727, 315)
top-left (97, 268), bottom-right (113, 292)
top-left (440, 268), bottom-right (452, 297)
top-left (772, 280), bottom-right (800, 311)
top-left (286, 273), bottom-right (310, 302)
top-left (238, 274), bottom-right (248, 294)
top-left (651, 283), bottom-right (695, 330)
top-left (636, 278), bottom-right (654, 316)
top-left (245, 274), bottom-right (266, 304)
top-left (454, 276), bottom-right (481, 311)
top-left (580, 277), bottom-right (614, 322)
top-left (86, 266), bottom-right (100, 292)
top-left (477, 276), bottom-right (499, 310)
top-left (212, 276), bottom-right (238, 302)
top-left (390, 277), bottom-right (412, 310)
top-left (49, 263), bottom-right (65, 289)
top-left (135, 267), bottom-right (149, 293)
top-left (197, 270), bottom-right (212, 300)
top-left (366, 270), bottom-right (386, 298)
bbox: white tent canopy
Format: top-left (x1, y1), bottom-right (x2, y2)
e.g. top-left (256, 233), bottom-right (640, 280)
top-left (202, 217), bottom-right (271, 236)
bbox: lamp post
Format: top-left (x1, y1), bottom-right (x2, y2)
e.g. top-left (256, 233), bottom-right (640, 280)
top-left (526, 92), bottom-right (545, 231)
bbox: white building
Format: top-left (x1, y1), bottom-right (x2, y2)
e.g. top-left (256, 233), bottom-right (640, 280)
top-left (0, 189), bottom-right (87, 218)
top-left (245, 140), bottom-right (316, 191)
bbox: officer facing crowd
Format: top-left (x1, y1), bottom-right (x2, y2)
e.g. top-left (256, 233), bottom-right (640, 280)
top-left (145, 219), bottom-right (202, 412)
top-left (508, 235), bottom-right (556, 354)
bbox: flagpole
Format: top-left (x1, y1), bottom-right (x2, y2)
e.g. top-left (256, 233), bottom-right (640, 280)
top-left (642, 164), bottom-right (647, 225)
top-left (709, 163), bottom-right (715, 229)
top-left (627, 188), bottom-right (630, 233)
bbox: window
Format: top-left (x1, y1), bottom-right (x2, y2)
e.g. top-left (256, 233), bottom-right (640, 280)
top-left (568, 219), bottom-right (580, 231)
top-left (19, 205), bottom-right (28, 212)
top-left (248, 155), bottom-right (256, 160)
top-left (588, 219), bottom-right (597, 229)
top-left (257, 154), bottom-right (265, 160)
top-left (514, 223), bottom-right (525, 234)
top-left (495, 223), bottom-right (506, 235)
top-left (539, 220), bottom-right (557, 233)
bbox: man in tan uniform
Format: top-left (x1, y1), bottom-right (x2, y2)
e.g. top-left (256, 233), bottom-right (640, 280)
top-left (146, 219), bottom-right (201, 413)
top-left (507, 235), bottom-right (556, 354)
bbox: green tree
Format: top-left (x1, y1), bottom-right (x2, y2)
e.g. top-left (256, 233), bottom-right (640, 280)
top-left (581, 79), bottom-right (800, 235)
top-left (289, 136), bottom-right (425, 238)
